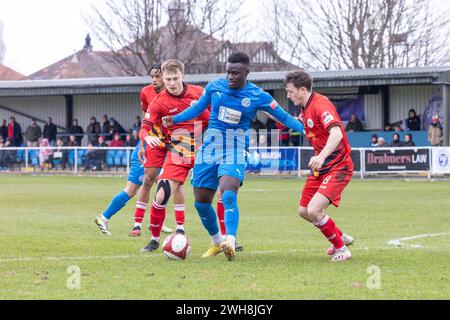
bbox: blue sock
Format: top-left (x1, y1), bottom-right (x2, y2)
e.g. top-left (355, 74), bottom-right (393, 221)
top-left (222, 190), bottom-right (239, 237)
top-left (194, 202), bottom-right (219, 236)
top-left (102, 191), bottom-right (131, 220)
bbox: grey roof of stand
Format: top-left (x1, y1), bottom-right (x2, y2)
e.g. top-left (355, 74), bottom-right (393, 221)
top-left (0, 66), bottom-right (449, 96)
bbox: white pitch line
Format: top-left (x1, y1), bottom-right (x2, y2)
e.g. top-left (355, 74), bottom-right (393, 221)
top-left (387, 232), bottom-right (450, 248)
top-left (1, 243), bottom-right (449, 263)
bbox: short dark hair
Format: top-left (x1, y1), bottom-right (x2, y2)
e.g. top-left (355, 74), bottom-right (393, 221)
top-left (285, 70), bottom-right (313, 91)
top-left (227, 52), bottom-right (250, 66)
top-left (150, 64), bottom-right (162, 73)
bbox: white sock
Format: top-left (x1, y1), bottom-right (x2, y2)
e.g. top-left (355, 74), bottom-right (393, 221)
top-left (176, 224), bottom-right (185, 231)
top-left (101, 215), bottom-right (109, 223)
top-left (226, 235), bottom-right (236, 249)
top-left (151, 236), bottom-right (160, 243)
top-left (211, 232), bottom-right (223, 245)
top-left (134, 222), bottom-right (141, 228)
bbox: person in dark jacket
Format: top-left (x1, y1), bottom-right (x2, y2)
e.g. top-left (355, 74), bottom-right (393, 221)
top-left (7, 116), bottom-right (23, 146)
top-left (345, 113), bottom-right (364, 132)
top-left (43, 117), bottom-right (58, 146)
top-left (0, 119), bottom-right (7, 143)
top-left (406, 109), bottom-right (421, 131)
top-left (68, 119), bottom-right (84, 145)
top-left (389, 133), bottom-right (403, 147)
top-left (402, 133), bottom-right (416, 147)
top-left (86, 117), bottom-right (101, 145)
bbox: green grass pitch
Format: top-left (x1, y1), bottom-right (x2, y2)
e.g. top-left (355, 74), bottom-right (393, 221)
top-left (0, 175), bottom-right (449, 299)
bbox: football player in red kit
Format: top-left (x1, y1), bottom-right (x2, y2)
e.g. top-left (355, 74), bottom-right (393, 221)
top-left (139, 59), bottom-right (210, 253)
top-left (285, 70), bottom-right (354, 262)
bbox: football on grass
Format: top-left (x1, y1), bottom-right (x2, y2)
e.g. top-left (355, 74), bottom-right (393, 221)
top-left (162, 233), bottom-right (191, 260)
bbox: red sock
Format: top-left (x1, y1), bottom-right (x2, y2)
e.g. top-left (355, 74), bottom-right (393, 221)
top-left (150, 201), bottom-right (166, 238)
top-left (216, 200), bottom-right (226, 236)
top-left (174, 204), bottom-right (185, 226)
top-left (134, 201), bottom-right (147, 224)
top-left (314, 215), bottom-right (344, 249)
top-left (335, 225), bottom-right (343, 237)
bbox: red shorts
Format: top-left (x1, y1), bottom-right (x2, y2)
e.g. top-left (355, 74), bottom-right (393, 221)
top-left (159, 152), bottom-right (194, 184)
top-left (144, 146), bottom-right (168, 168)
top-left (299, 165), bottom-right (353, 208)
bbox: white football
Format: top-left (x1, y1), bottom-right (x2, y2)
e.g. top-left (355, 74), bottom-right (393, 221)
top-left (162, 233), bottom-right (191, 260)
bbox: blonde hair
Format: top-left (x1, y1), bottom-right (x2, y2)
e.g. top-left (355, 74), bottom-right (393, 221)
top-left (161, 59), bottom-right (185, 75)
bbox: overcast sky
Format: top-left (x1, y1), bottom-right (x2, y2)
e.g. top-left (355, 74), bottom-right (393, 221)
top-left (0, 0), bottom-right (449, 76)
top-left (0, 0), bottom-right (263, 76)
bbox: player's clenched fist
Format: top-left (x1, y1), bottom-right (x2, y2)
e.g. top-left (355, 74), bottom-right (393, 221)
top-left (162, 116), bottom-right (174, 128)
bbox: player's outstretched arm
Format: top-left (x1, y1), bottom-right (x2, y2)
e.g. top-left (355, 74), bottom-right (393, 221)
top-left (172, 87), bottom-right (212, 125)
top-left (262, 103), bottom-right (304, 133)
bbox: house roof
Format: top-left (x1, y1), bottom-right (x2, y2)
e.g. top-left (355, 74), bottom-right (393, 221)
top-left (26, 50), bottom-right (133, 80)
top-left (1, 66), bottom-right (449, 97)
top-left (0, 64), bottom-right (25, 80)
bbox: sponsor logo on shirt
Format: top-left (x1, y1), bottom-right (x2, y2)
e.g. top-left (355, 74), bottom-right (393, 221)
top-left (307, 119), bottom-right (314, 128)
top-left (321, 111), bottom-right (335, 125)
top-left (218, 106), bottom-right (242, 124)
top-left (145, 112), bottom-right (151, 119)
top-left (270, 99), bottom-right (278, 110)
top-left (242, 98), bottom-right (251, 107)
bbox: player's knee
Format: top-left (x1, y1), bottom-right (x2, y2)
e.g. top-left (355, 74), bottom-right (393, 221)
top-left (298, 206), bottom-right (310, 220)
top-left (154, 180), bottom-right (171, 206)
top-left (143, 174), bottom-right (157, 187)
top-left (307, 203), bottom-right (323, 220)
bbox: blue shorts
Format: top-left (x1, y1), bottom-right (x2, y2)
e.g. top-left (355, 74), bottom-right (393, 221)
top-left (127, 141), bottom-right (145, 186)
top-left (191, 162), bottom-right (246, 191)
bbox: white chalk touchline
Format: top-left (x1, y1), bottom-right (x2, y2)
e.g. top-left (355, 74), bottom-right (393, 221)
top-left (0, 244), bottom-right (448, 263)
top-left (387, 232), bottom-right (450, 248)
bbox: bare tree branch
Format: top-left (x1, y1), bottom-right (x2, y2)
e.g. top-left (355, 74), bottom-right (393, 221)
top-left (264, 0), bottom-right (450, 70)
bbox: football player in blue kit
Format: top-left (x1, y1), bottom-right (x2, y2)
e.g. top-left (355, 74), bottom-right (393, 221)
top-left (162, 52), bottom-right (304, 260)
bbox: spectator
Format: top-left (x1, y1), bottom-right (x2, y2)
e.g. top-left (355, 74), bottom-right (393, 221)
top-left (133, 116), bottom-right (141, 132)
top-left (67, 134), bottom-right (80, 147)
top-left (370, 134), bottom-right (378, 147)
top-left (0, 119), bottom-right (7, 142)
top-left (68, 119), bottom-right (84, 145)
top-left (0, 138), bottom-right (16, 170)
top-left (389, 133), bottom-right (402, 147)
top-left (25, 118), bottom-right (42, 147)
top-left (131, 129), bottom-right (139, 146)
top-left (53, 138), bottom-right (68, 170)
top-left (278, 125), bottom-right (291, 147)
top-left (109, 132), bottom-right (124, 147)
top-left (384, 124), bottom-right (394, 131)
top-left (406, 109), bottom-right (421, 131)
top-left (345, 113), bottom-right (364, 132)
top-left (83, 136), bottom-right (108, 171)
top-left (108, 117), bottom-right (126, 139)
top-left (96, 135), bottom-right (108, 148)
top-left (403, 134), bottom-right (416, 147)
top-left (124, 134), bottom-right (136, 147)
top-left (428, 115), bottom-right (443, 146)
top-left (43, 117), bottom-right (57, 146)
top-left (38, 138), bottom-right (53, 171)
top-left (86, 116), bottom-right (101, 145)
top-left (7, 116), bottom-right (23, 146)
top-left (376, 137), bottom-right (386, 147)
top-left (101, 114), bottom-right (112, 141)
top-left (393, 124), bottom-right (402, 132)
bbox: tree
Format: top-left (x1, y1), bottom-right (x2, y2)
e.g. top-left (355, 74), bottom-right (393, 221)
top-left (84, 0), bottom-right (243, 75)
top-left (264, 0), bottom-right (450, 70)
top-left (0, 21), bottom-right (5, 63)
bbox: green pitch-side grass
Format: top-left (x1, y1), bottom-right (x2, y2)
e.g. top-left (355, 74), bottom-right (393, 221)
top-left (0, 175), bottom-right (449, 300)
